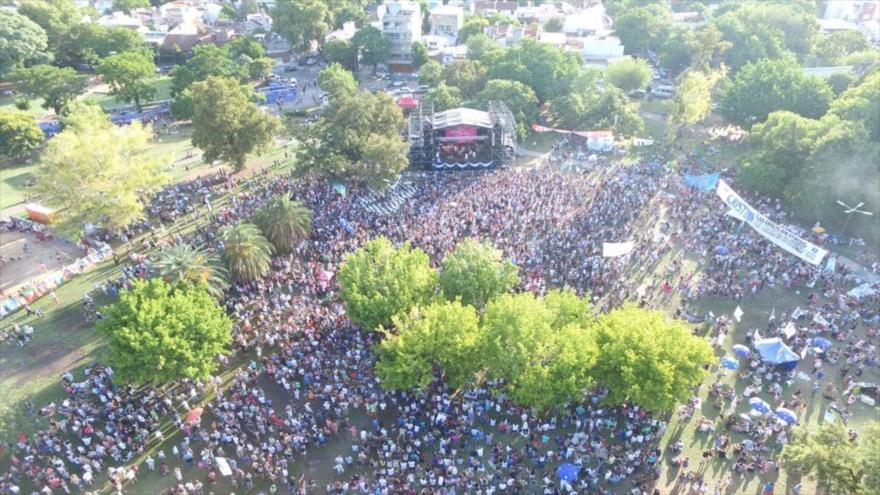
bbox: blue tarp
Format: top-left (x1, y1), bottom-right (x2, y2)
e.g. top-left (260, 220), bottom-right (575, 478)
top-left (684, 172), bottom-right (720, 191)
top-left (557, 463), bottom-right (580, 482)
top-left (754, 338), bottom-right (800, 370)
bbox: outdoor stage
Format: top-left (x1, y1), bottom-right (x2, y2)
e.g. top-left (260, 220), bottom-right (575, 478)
top-left (408, 102), bottom-right (517, 170)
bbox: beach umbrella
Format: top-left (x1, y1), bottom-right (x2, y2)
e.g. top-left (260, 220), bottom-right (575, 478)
top-left (775, 407), bottom-right (798, 425)
top-left (733, 344), bottom-right (752, 358)
top-left (556, 463), bottom-right (580, 483)
top-left (714, 245), bottom-right (730, 255)
top-left (721, 356), bottom-right (740, 370)
top-left (811, 337), bottom-right (832, 351)
top-left (749, 397), bottom-right (771, 414)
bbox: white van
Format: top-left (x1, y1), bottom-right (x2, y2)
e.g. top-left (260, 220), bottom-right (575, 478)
top-left (650, 84), bottom-right (675, 99)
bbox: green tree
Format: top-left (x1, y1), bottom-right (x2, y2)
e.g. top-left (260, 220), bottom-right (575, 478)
top-left (604, 57), bottom-right (652, 93)
top-left (324, 39), bottom-right (355, 68)
top-left (97, 279), bottom-right (232, 384)
top-left (97, 50), bottom-right (157, 111)
top-left (669, 69), bottom-right (722, 128)
top-left (719, 57), bottom-right (833, 128)
top-left (374, 300), bottom-right (481, 390)
top-left (36, 106), bottom-right (168, 231)
top-left (17, 0), bottom-right (79, 62)
top-left (251, 196), bottom-right (313, 253)
top-left (0, 109), bottom-right (43, 159)
top-left (831, 70), bottom-right (880, 141)
top-left (299, 91), bottom-right (408, 188)
top-left (543, 17), bottom-right (563, 32)
top-left (220, 223), bottom-right (274, 282)
top-left (546, 85), bottom-right (644, 136)
top-left (826, 72), bottom-right (855, 96)
top-left (170, 44), bottom-right (249, 97)
top-left (152, 244), bottom-right (229, 299)
top-left (782, 422), bottom-right (866, 495)
top-left (351, 26), bottom-right (389, 70)
top-left (465, 33), bottom-right (500, 64)
top-left (485, 38), bottom-right (583, 102)
top-left (411, 41), bottom-right (429, 70)
top-left (612, 4), bottom-right (671, 55)
top-left (418, 59), bottom-right (444, 86)
top-left (338, 237), bottom-right (438, 330)
top-left (318, 62), bottom-right (358, 99)
top-left (423, 82), bottom-right (462, 111)
top-left (712, 7), bottom-right (788, 72)
top-left (272, 0), bottom-right (332, 51)
top-left (458, 16), bottom-right (489, 43)
top-left (442, 59), bottom-right (487, 98)
top-left (658, 25), bottom-right (729, 74)
top-left (61, 24), bottom-right (146, 65)
top-left (474, 79), bottom-right (538, 139)
top-left (190, 76), bottom-right (281, 172)
top-left (112, 0), bottom-right (149, 13)
top-left (589, 304), bottom-right (714, 412)
top-left (715, 2), bottom-right (817, 65)
top-left (439, 238), bottom-right (519, 309)
top-left (542, 288), bottom-right (592, 329)
top-left (0, 10), bottom-right (50, 76)
top-left (811, 30), bottom-right (870, 66)
top-left (862, 424), bottom-right (880, 493)
top-left (10, 64), bottom-right (86, 115)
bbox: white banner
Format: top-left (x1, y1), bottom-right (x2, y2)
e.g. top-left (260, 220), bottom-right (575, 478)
top-left (215, 457), bottom-right (233, 477)
top-left (716, 180), bottom-right (828, 265)
top-left (602, 241), bottom-right (634, 257)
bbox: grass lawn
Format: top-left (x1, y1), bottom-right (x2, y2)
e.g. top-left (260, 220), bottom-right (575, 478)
top-left (641, 98), bottom-right (672, 116)
top-left (88, 76), bottom-right (173, 111)
top-left (0, 94), bottom-right (47, 117)
top-left (0, 160), bottom-right (39, 210)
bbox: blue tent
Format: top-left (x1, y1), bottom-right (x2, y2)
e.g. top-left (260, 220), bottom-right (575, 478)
top-left (557, 463), bottom-right (580, 483)
top-left (721, 356), bottom-right (740, 370)
top-left (754, 338), bottom-right (800, 371)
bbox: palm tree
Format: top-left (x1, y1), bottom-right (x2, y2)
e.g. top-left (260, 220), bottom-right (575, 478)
top-left (219, 223), bottom-right (274, 283)
top-left (152, 244), bottom-right (229, 298)
top-left (252, 196), bottom-right (313, 253)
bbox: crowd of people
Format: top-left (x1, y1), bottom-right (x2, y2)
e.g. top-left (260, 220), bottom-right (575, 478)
top-left (1, 136), bottom-right (877, 495)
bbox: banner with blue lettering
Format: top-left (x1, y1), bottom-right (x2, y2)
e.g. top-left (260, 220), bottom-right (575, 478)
top-left (684, 173), bottom-right (720, 191)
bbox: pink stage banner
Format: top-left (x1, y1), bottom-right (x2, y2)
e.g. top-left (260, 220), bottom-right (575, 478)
top-left (445, 125), bottom-right (478, 142)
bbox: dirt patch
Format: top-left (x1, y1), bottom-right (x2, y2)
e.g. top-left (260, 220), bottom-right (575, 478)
top-left (0, 230), bottom-right (82, 293)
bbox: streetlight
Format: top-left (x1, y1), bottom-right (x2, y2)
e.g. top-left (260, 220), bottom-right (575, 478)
top-left (836, 200), bottom-right (873, 240)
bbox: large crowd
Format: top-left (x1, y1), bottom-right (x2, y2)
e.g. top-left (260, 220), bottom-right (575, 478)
top-left (1, 138), bottom-right (877, 495)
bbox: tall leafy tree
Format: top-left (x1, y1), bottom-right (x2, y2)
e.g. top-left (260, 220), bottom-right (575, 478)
top-left (18, 0), bottom-right (80, 62)
top-left (782, 422), bottom-right (869, 495)
top-left (474, 79), bottom-right (538, 139)
top-left (152, 244), bottom-right (229, 299)
top-left (170, 44), bottom-right (249, 97)
top-left (97, 50), bottom-right (157, 111)
top-left (546, 85), bottom-right (644, 136)
top-left (0, 110), bottom-right (44, 159)
top-left (718, 57), bottom-right (833, 128)
top-left (658, 25), bottom-right (729, 74)
top-left (97, 279), bottom-right (232, 384)
top-left (10, 64), bottom-right (87, 115)
top-left (338, 237), bottom-right (438, 330)
top-left (0, 10), bottom-right (50, 76)
top-left (374, 300), bottom-right (481, 391)
top-left (272, 0), bottom-right (333, 52)
top-left (36, 104), bottom-right (168, 232)
top-left (190, 76), bottom-right (281, 172)
top-left (442, 59), bottom-right (488, 98)
top-left (458, 16), bottom-right (489, 43)
top-left (712, 9), bottom-right (787, 72)
top-left (318, 62), bottom-right (358, 99)
top-left (612, 4), bottom-right (671, 55)
top-left (220, 223), bottom-right (274, 283)
top-left (418, 59), bottom-right (444, 87)
top-left (299, 91), bottom-right (408, 188)
top-left (669, 69), bottom-right (723, 128)
top-left (423, 83), bottom-right (461, 112)
top-left (604, 57), bottom-right (652, 94)
top-left (542, 288), bottom-right (593, 329)
top-left (811, 30), bottom-right (870, 66)
top-left (324, 39), bottom-right (355, 68)
top-left (485, 39), bottom-right (582, 102)
top-left (251, 196), bottom-right (313, 253)
top-left (61, 24), bottom-right (146, 65)
top-left (113, 0), bottom-right (149, 13)
top-left (351, 26), bottom-right (389, 70)
top-left (589, 304), bottom-right (715, 412)
top-left (439, 238), bottom-right (519, 309)
top-left (831, 70), bottom-right (880, 142)
top-left (411, 41), bottom-right (429, 70)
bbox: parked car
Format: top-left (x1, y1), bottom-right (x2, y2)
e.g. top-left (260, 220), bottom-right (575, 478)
top-left (284, 65), bottom-right (299, 72)
top-left (391, 80), bottom-right (406, 87)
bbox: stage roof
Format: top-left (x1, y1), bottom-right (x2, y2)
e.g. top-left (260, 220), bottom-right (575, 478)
top-left (431, 107), bottom-right (493, 130)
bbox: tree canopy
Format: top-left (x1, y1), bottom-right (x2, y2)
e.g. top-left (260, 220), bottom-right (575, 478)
top-left (0, 10), bottom-right (50, 76)
top-left (190, 76), bottom-right (281, 172)
top-left (0, 109), bottom-right (44, 159)
top-left (474, 79), bottom-right (538, 139)
top-left (423, 83), bottom-right (462, 112)
top-left (251, 196), bottom-right (313, 254)
top-left (152, 244), bottom-right (229, 299)
top-left (97, 279), bottom-right (232, 384)
top-left (669, 69), bottom-right (723, 128)
top-left (338, 237), bottom-right (438, 330)
top-left (351, 26), bottom-right (389, 69)
top-left (439, 238), bottom-right (519, 309)
top-left (299, 90), bottom-right (408, 189)
top-left (220, 223), bottom-right (274, 283)
top-left (318, 63), bottom-right (358, 99)
top-left (36, 104), bottom-right (168, 232)
top-left (97, 50), bottom-right (157, 111)
top-left (605, 57), bottom-right (652, 94)
top-left (589, 304), bottom-right (714, 412)
top-left (10, 64), bottom-right (87, 115)
top-left (613, 4), bottom-right (671, 55)
top-left (546, 85), bottom-right (644, 137)
top-left (374, 300), bottom-right (481, 391)
top-left (272, 0), bottom-right (333, 52)
top-left (718, 57), bottom-right (833, 128)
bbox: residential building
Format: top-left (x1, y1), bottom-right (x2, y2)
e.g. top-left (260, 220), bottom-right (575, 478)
top-left (581, 35), bottom-right (625, 65)
top-left (474, 0), bottom-right (516, 17)
top-left (561, 3), bottom-right (611, 36)
top-left (382, 1), bottom-right (422, 70)
top-left (430, 5), bottom-right (465, 43)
